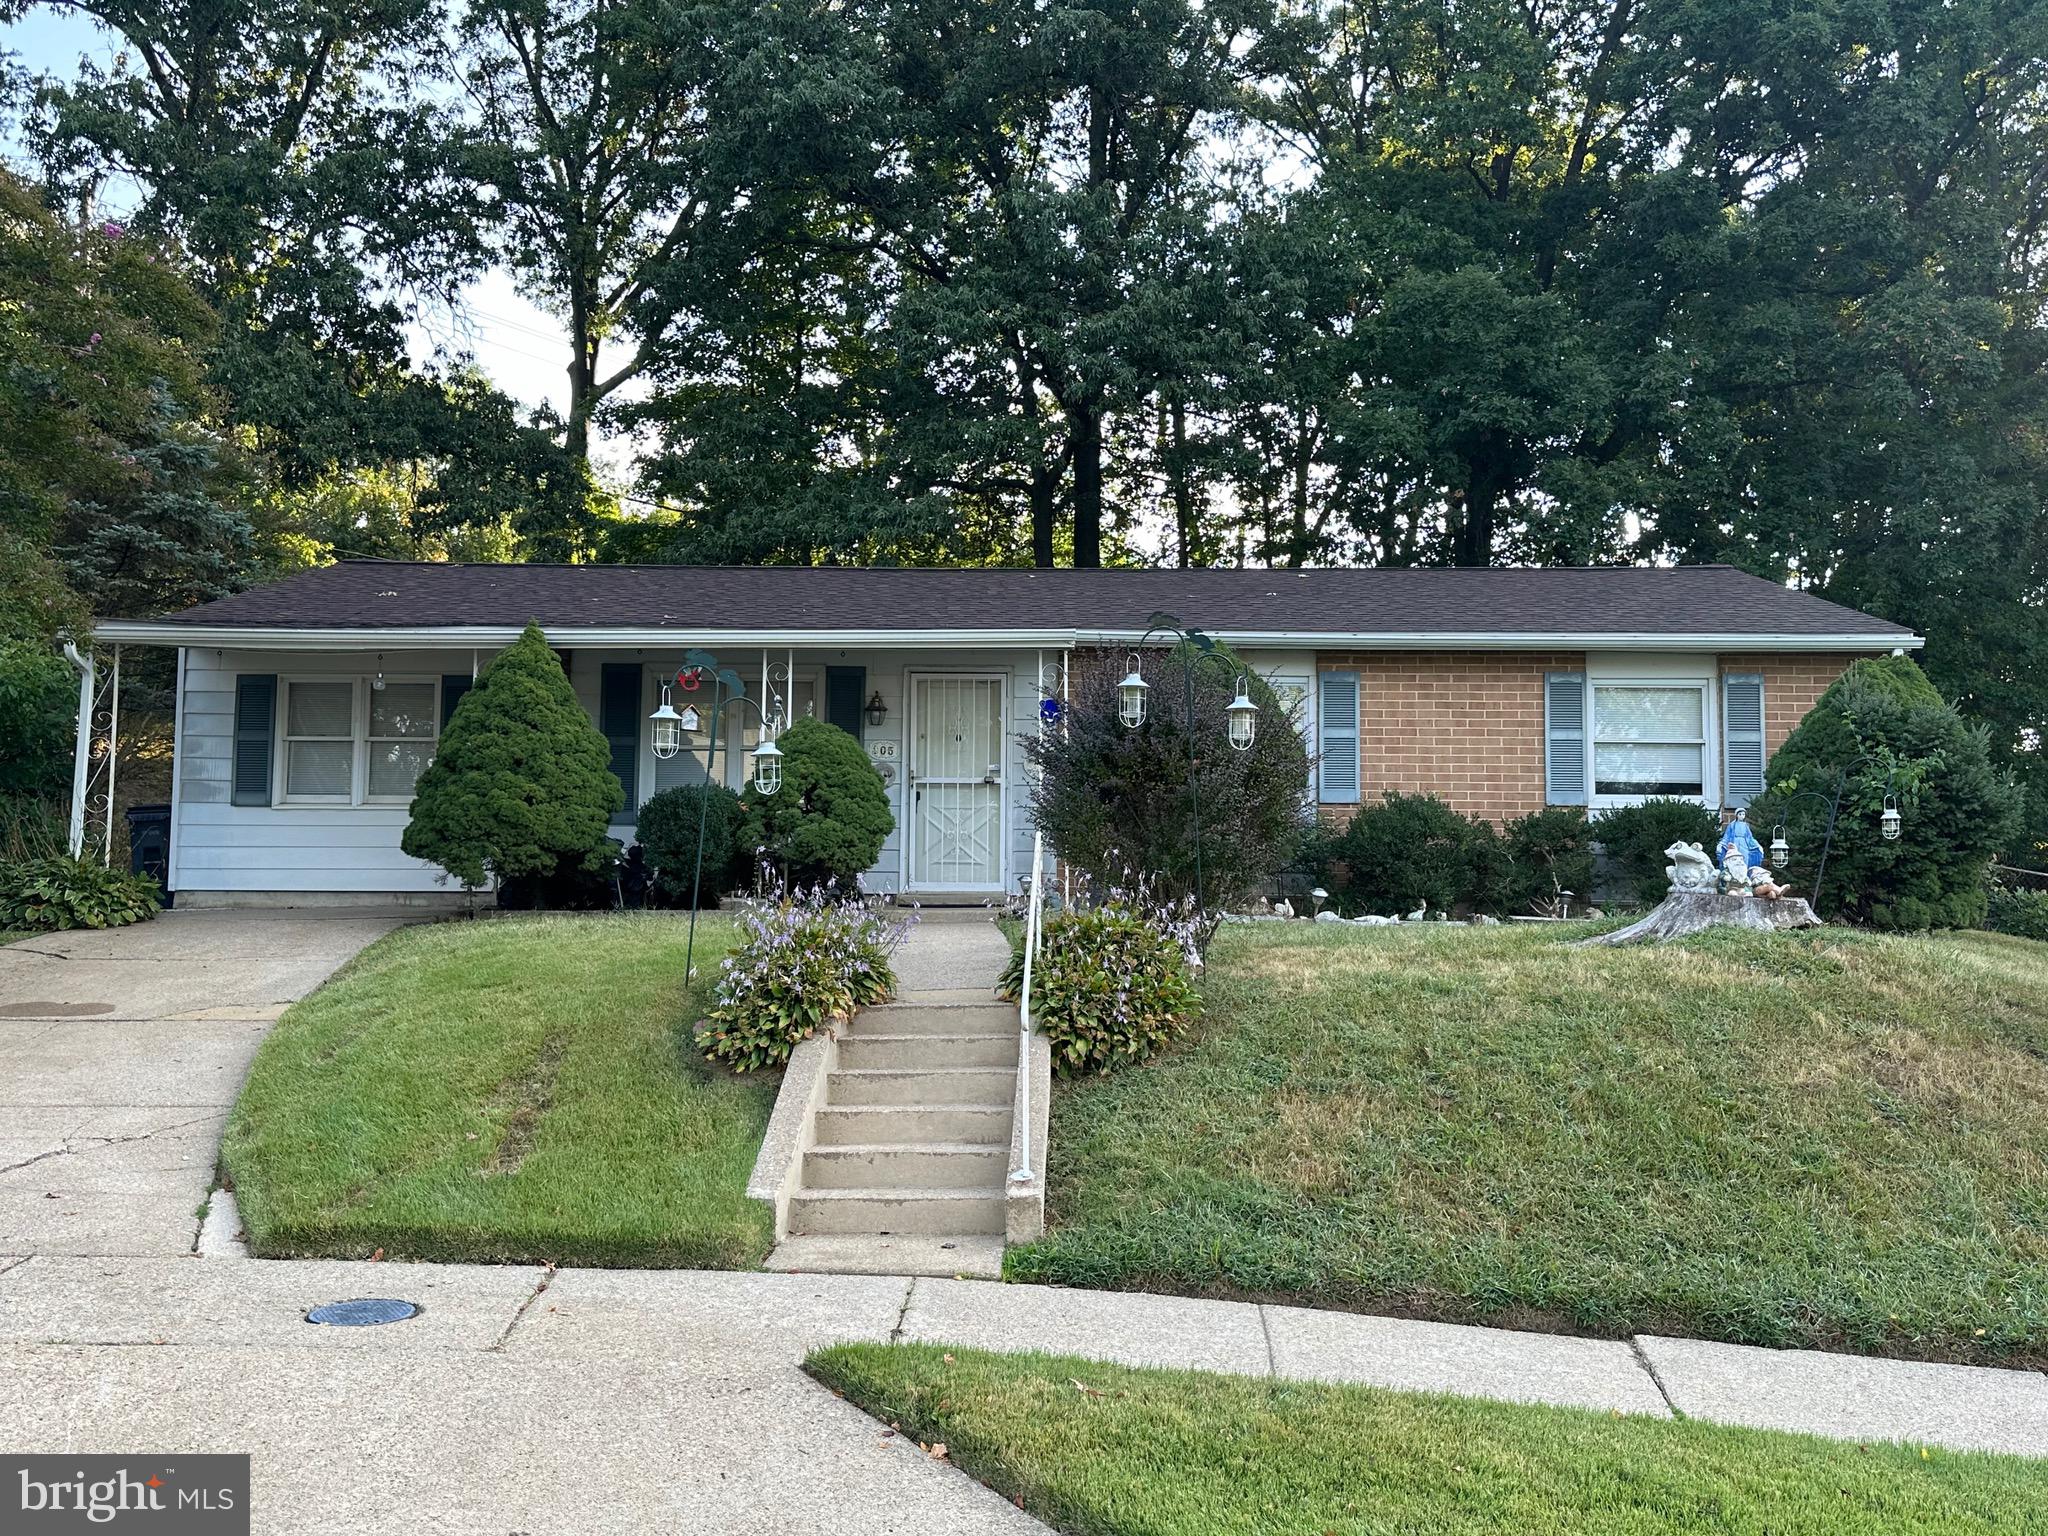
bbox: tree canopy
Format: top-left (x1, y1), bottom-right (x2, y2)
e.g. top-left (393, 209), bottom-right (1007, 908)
top-left (3, 0), bottom-right (2045, 847)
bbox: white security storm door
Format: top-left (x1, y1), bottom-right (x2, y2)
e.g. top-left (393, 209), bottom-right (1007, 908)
top-left (909, 674), bottom-right (1006, 890)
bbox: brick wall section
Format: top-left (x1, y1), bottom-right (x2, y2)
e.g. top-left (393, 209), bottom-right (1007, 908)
top-left (1717, 653), bottom-right (1851, 763)
top-left (1316, 651), bottom-right (1585, 826)
top-left (1315, 649), bottom-right (1860, 827)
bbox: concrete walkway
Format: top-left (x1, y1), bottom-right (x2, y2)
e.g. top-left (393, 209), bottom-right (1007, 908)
top-left (0, 910), bottom-right (410, 1257)
top-left (768, 908), bottom-right (1020, 1278)
top-left (1, 1257), bottom-right (2043, 1534)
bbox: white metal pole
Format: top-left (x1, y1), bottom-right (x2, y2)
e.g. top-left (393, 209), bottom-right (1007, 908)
top-left (1010, 831), bottom-right (1044, 1187)
top-left (61, 640), bottom-right (94, 859)
top-left (102, 644), bottom-right (121, 865)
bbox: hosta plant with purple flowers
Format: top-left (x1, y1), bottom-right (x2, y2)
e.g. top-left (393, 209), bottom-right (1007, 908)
top-left (695, 887), bottom-right (915, 1071)
top-left (999, 903), bottom-right (1198, 1076)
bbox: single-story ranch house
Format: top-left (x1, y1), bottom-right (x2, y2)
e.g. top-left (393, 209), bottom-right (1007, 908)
top-left (94, 562), bottom-right (1919, 906)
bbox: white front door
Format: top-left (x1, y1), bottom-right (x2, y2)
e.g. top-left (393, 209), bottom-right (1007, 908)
top-left (908, 674), bottom-right (1006, 891)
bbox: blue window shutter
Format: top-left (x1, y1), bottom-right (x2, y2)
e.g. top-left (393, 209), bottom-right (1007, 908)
top-left (600, 663), bottom-right (640, 809)
top-left (231, 674), bottom-right (276, 807)
top-left (825, 666), bottom-right (866, 741)
top-left (1318, 671), bottom-right (1360, 804)
top-left (1723, 673), bottom-right (1766, 807)
top-left (1544, 672), bottom-right (1587, 805)
top-left (440, 673), bottom-right (473, 731)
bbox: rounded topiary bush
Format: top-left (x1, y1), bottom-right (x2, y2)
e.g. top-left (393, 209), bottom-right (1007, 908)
top-left (1502, 805), bottom-right (1597, 914)
top-left (1591, 797), bottom-right (1722, 906)
top-left (1335, 791), bottom-right (1482, 916)
top-left (636, 782), bottom-right (747, 905)
top-left (1754, 655), bottom-right (2020, 929)
top-left (739, 716), bottom-right (894, 891)
top-left (998, 902), bottom-right (1198, 1075)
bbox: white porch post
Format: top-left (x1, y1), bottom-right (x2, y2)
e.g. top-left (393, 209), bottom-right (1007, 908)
top-left (60, 638), bottom-right (94, 859)
top-left (101, 644), bottom-right (121, 866)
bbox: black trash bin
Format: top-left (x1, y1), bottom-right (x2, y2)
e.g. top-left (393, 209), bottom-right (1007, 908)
top-left (125, 803), bottom-right (172, 907)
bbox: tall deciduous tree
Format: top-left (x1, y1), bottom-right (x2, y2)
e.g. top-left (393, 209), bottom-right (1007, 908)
top-left (460, 0), bottom-right (754, 475)
top-left (17, 0), bottom-right (592, 556)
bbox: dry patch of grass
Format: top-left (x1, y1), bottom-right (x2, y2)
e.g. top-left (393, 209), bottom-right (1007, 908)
top-left (1009, 922), bottom-right (2048, 1364)
top-left (223, 913), bottom-right (774, 1268)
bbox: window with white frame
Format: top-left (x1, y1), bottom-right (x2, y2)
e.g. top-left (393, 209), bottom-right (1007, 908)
top-left (281, 677), bottom-right (438, 804)
top-left (1590, 683), bottom-right (1707, 801)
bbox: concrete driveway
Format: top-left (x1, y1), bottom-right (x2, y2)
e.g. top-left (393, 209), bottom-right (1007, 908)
top-left (0, 910), bottom-right (410, 1258)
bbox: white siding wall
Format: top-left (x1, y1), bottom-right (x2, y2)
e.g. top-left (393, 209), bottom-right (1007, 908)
top-left (174, 642), bottom-right (1069, 899)
top-left (173, 646), bottom-right (482, 895)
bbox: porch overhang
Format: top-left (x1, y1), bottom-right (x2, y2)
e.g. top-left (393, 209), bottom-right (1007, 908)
top-left (92, 620), bottom-right (1924, 654)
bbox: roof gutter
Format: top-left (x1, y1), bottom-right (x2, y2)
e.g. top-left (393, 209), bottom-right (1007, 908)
top-left (91, 620), bottom-right (1922, 654)
top-left (1122, 630), bottom-right (1924, 653)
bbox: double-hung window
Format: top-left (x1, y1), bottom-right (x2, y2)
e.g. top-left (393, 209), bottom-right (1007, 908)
top-left (281, 677), bottom-right (439, 805)
top-left (1590, 683), bottom-right (1708, 803)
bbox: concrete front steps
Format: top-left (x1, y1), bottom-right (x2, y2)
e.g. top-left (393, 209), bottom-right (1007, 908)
top-left (767, 998), bottom-right (1018, 1279)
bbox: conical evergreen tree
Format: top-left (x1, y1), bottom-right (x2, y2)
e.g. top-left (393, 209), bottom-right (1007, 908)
top-left (402, 623), bottom-right (623, 889)
top-left (1758, 656), bottom-right (2020, 930)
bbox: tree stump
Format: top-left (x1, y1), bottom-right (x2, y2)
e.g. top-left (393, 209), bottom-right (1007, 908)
top-left (1576, 891), bottom-right (1822, 947)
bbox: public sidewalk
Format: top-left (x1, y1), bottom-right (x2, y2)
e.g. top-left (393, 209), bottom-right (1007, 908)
top-left (2, 1256), bottom-right (2043, 1535)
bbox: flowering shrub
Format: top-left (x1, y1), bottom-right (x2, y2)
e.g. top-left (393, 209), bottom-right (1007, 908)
top-left (999, 902), bottom-right (1199, 1076)
top-left (694, 888), bottom-right (914, 1071)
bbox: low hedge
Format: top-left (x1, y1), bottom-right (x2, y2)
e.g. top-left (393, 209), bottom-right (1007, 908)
top-left (1985, 882), bottom-right (2048, 942)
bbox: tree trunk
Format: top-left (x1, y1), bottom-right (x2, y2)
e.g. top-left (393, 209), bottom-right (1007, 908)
top-left (1455, 450), bottom-right (1505, 567)
top-left (1577, 892), bottom-right (1823, 947)
top-left (1030, 452), bottom-right (1059, 568)
top-left (1166, 398), bottom-right (1198, 568)
top-left (1070, 401), bottom-right (1103, 568)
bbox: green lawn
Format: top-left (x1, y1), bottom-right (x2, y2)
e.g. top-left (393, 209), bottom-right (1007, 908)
top-left (808, 1343), bottom-right (2044, 1536)
top-left (222, 912), bottom-right (777, 1267)
top-left (1007, 923), bottom-right (2048, 1365)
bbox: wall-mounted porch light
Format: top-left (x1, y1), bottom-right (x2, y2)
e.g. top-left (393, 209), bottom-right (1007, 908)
top-left (865, 690), bottom-right (888, 728)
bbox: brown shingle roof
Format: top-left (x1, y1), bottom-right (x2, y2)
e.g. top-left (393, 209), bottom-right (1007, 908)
top-left (127, 561), bottom-right (1913, 641)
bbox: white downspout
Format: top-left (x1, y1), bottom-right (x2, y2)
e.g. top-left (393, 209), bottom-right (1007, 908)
top-left (60, 637), bottom-right (94, 859)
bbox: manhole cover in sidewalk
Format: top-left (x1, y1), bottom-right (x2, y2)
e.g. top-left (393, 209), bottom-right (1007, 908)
top-left (305, 1298), bottom-right (420, 1327)
top-left (0, 1002), bottom-right (116, 1017)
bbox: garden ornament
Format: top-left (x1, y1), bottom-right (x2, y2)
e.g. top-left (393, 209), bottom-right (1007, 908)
top-left (1717, 813), bottom-right (1765, 874)
top-left (1664, 841), bottom-right (1718, 893)
top-left (1719, 844), bottom-right (1754, 894)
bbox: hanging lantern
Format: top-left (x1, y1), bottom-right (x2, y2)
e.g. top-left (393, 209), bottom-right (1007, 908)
top-left (1880, 796), bottom-right (1902, 841)
top-left (865, 690), bottom-right (889, 728)
top-left (1768, 826), bottom-right (1790, 869)
top-left (1118, 655), bottom-right (1150, 729)
top-left (649, 686), bottom-right (685, 760)
top-left (753, 731), bottom-right (784, 796)
top-left (1226, 676), bottom-right (1258, 751)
